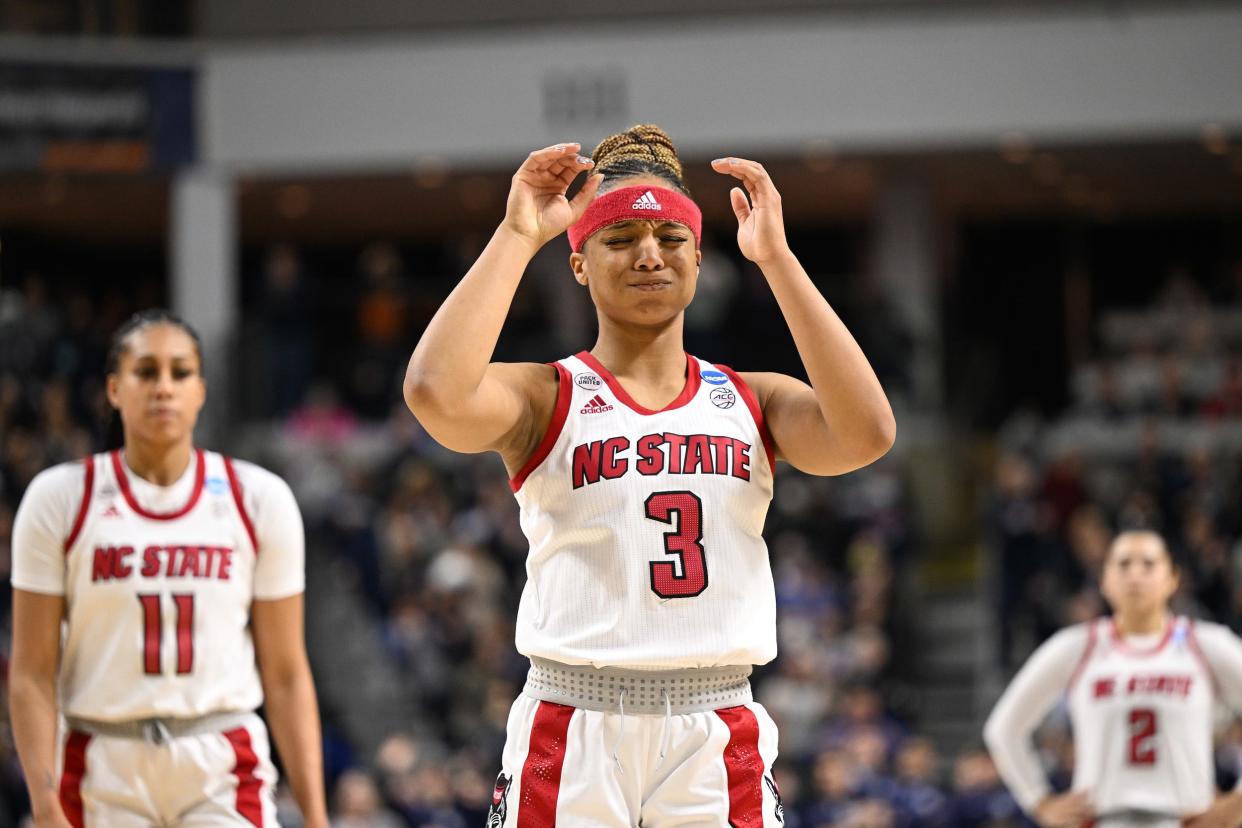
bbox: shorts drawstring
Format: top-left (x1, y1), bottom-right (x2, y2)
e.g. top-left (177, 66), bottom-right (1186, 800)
top-left (612, 688), bottom-right (627, 775)
top-left (655, 689), bottom-right (673, 769)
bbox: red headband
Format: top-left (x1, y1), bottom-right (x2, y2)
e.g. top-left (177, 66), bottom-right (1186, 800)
top-left (567, 185), bottom-right (702, 252)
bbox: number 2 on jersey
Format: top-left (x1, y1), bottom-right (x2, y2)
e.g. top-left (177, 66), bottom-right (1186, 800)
top-left (644, 491), bottom-right (708, 598)
top-left (138, 593), bottom-right (195, 675)
top-left (1128, 707), bottom-right (1157, 765)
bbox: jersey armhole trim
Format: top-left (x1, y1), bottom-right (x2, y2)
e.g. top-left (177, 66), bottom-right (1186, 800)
top-left (1185, 618), bottom-right (1222, 700)
top-left (510, 362), bottom-right (572, 493)
top-left (63, 456), bottom-right (95, 554)
top-left (717, 365), bottom-right (776, 474)
top-left (223, 456), bottom-right (260, 557)
top-left (1066, 619), bottom-right (1099, 693)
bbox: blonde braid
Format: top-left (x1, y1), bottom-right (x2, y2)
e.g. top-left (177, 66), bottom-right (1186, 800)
top-left (590, 124), bottom-right (689, 194)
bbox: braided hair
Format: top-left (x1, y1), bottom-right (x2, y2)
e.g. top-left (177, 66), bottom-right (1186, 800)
top-left (590, 124), bottom-right (691, 196)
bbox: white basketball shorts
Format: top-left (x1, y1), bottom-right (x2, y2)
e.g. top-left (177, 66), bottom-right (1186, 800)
top-left (57, 711), bottom-right (278, 827)
top-left (487, 695), bottom-right (784, 827)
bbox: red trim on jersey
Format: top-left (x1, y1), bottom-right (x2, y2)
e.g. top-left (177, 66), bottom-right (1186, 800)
top-left (63, 456), bottom-right (95, 554)
top-left (59, 731), bottom-right (91, 828)
top-left (517, 701), bottom-right (574, 828)
top-left (1066, 619), bottom-right (1100, 692)
top-left (717, 706), bottom-right (766, 828)
top-left (575, 350), bottom-right (702, 415)
top-left (111, 448), bottom-right (205, 520)
top-left (1185, 618), bottom-right (1222, 698)
top-left (223, 456), bottom-right (260, 555)
top-left (224, 726), bottom-right (265, 827)
top-left (1109, 614), bottom-right (1176, 657)
top-left (718, 366), bottom-right (776, 474)
top-left (511, 363), bottom-right (573, 493)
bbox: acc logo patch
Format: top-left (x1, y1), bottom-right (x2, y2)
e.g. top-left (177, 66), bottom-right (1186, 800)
top-left (710, 388), bottom-right (736, 409)
top-left (205, 476), bottom-right (229, 495)
top-left (575, 373), bottom-right (603, 391)
top-left (487, 772), bottom-right (512, 827)
top-left (701, 369), bottom-right (729, 386)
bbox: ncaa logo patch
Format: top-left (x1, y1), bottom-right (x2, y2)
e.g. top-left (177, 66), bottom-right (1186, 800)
top-left (206, 476), bottom-right (229, 495)
top-left (574, 373), bottom-right (603, 392)
top-left (710, 388), bottom-right (736, 409)
top-left (701, 369), bottom-right (729, 386)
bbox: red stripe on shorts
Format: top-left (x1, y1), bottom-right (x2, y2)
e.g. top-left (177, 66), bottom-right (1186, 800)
top-left (224, 726), bottom-right (264, 827)
top-left (59, 731), bottom-right (91, 828)
top-left (716, 706), bottom-right (766, 828)
top-left (517, 701), bottom-right (574, 828)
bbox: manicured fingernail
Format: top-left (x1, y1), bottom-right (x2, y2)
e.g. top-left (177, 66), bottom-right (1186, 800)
top-left (577, 156), bottom-right (593, 165)
top-left (554, 144), bottom-right (565, 151)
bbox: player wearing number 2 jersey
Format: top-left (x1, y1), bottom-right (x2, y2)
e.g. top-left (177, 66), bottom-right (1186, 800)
top-left (984, 530), bottom-right (1242, 828)
top-left (404, 124), bottom-right (895, 826)
top-left (10, 311), bottom-right (328, 828)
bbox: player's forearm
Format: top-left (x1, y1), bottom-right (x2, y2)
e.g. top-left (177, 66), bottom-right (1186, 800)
top-left (263, 669), bottom-right (329, 827)
top-left (758, 250), bottom-right (896, 462)
top-left (982, 710), bottom-right (1051, 814)
top-left (9, 672), bottom-right (66, 819)
top-left (404, 225), bottom-right (539, 413)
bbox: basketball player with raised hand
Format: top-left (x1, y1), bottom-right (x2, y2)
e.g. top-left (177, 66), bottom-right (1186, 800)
top-left (10, 310), bottom-right (328, 827)
top-left (984, 530), bottom-right (1242, 828)
top-left (404, 125), bottom-right (895, 825)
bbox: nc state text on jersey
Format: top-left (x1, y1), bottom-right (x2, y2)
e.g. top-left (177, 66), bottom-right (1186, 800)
top-left (1092, 674), bottom-right (1195, 699)
top-left (91, 544), bottom-right (236, 582)
top-left (572, 433), bottom-right (753, 489)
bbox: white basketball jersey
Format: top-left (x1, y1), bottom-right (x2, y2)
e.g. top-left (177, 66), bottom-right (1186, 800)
top-left (511, 351), bottom-right (776, 670)
top-left (57, 450), bottom-right (265, 721)
top-left (1067, 616), bottom-right (1218, 817)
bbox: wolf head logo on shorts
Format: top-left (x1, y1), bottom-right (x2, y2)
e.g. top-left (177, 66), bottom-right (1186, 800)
top-left (765, 774), bottom-right (785, 824)
top-left (487, 772), bottom-right (512, 827)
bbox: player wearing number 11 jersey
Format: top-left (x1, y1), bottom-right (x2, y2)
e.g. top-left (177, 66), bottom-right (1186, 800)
top-left (404, 124), bottom-right (895, 827)
top-left (11, 310), bottom-right (328, 828)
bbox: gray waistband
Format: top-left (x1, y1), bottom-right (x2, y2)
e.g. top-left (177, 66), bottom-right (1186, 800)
top-left (65, 710), bottom-right (254, 744)
top-left (523, 657), bottom-right (753, 715)
top-left (1093, 811), bottom-right (1182, 826)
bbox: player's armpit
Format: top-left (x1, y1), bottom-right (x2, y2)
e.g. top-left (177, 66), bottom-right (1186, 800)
top-left (742, 371), bottom-right (893, 476)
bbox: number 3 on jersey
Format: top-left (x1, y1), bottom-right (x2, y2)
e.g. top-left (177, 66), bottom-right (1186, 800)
top-left (138, 593), bottom-right (195, 675)
top-left (644, 491), bottom-right (707, 598)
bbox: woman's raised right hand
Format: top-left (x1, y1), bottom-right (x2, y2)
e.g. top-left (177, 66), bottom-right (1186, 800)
top-left (501, 143), bottom-right (601, 249)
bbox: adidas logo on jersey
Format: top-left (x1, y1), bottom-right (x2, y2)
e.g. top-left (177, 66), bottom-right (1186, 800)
top-left (580, 394), bottom-right (614, 414)
top-left (631, 191), bottom-right (662, 211)
top-left (101, 503), bottom-right (121, 518)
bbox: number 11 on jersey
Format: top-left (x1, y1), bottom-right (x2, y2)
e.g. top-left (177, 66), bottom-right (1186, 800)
top-left (138, 593), bottom-right (196, 675)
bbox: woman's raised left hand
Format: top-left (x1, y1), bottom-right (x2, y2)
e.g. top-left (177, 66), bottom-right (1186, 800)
top-left (711, 157), bottom-right (791, 266)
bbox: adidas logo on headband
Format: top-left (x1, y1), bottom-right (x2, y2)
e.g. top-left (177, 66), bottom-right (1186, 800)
top-left (631, 191), bottom-right (663, 211)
